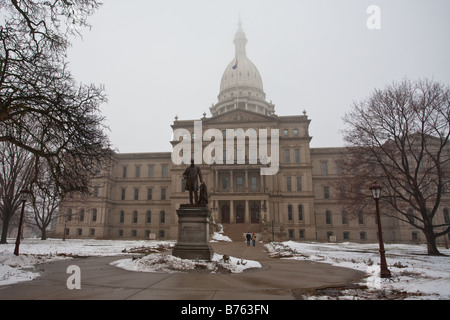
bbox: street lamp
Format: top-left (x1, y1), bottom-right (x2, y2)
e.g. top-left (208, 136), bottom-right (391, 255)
top-left (369, 182), bottom-right (391, 278)
top-left (14, 189), bottom-right (31, 256)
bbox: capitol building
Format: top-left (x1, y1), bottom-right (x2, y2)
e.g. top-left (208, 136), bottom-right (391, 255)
top-left (55, 22), bottom-right (449, 244)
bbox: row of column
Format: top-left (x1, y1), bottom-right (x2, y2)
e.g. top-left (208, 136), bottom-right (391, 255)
top-left (213, 168), bottom-right (267, 193)
top-left (210, 199), bottom-right (268, 224)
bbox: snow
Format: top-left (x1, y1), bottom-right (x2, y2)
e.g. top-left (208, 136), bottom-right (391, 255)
top-left (1, 238), bottom-right (449, 299)
top-left (265, 241), bottom-right (450, 300)
top-left (210, 231), bottom-right (232, 242)
top-left (111, 253), bottom-right (261, 274)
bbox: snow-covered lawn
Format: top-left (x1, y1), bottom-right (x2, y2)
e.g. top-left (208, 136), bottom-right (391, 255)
top-left (266, 241), bottom-right (450, 300)
top-left (1, 237), bottom-right (449, 299)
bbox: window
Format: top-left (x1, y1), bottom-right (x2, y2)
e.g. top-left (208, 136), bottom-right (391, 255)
top-left (298, 205), bottom-right (304, 221)
top-left (236, 177), bottom-right (243, 190)
top-left (222, 177), bottom-right (229, 190)
top-left (92, 209), bottom-right (97, 222)
top-left (299, 229), bottom-right (305, 239)
top-left (251, 176), bottom-right (258, 191)
top-left (161, 188), bottom-right (166, 200)
top-left (284, 149), bottom-right (290, 164)
top-left (407, 208), bottom-right (415, 224)
top-left (135, 165), bottom-right (140, 178)
top-left (160, 211), bottom-right (165, 224)
top-left (90, 229), bottom-right (95, 236)
top-left (67, 208), bottom-right (72, 221)
top-left (162, 165), bottom-right (168, 177)
top-left (132, 230), bottom-right (137, 237)
top-left (286, 177), bottom-right (292, 192)
top-left (159, 230), bottom-right (165, 238)
top-left (134, 188), bottom-right (139, 200)
top-left (327, 231), bottom-right (334, 240)
top-left (121, 188), bottom-right (126, 200)
top-left (118, 229), bottom-right (123, 237)
top-left (119, 210), bottom-right (124, 223)
top-left (321, 161), bottom-right (328, 175)
top-left (77, 228), bottom-right (82, 236)
top-left (288, 205), bottom-right (293, 221)
top-left (146, 210), bottom-right (152, 223)
top-left (122, 166), bottom-right (127, 178)
top-left (358, 211), bottom-right (364, 225)
top-left (147, 188), bottom-right (152, 200)
top-left (148, 165), bottom-right (154, 178)
top-left (293, 129), bottom-right (298, 136)
top-left (93, 186), bottom-right (99, 198)
top-left (359, 232), bottom-right (367, 240)
top-left (79, 209), bottom-right (84, 222)
top-left (288, 229), bottom-right (294, 239)
top-left (342, 211), bottom-right (348, 225)
top-left (133, 210), bottom-right (138, 223)
top-left (326, 210), bottom-right (332, 225)
top-left (343, 232), bottom-right (350, 240)
top-left (444, 208), bottom-right (449, 224)
top-left (283, 129), bottom-right (289, 136)
top-left (323, 186), bottom-right (330, 199)
top-left (412, 232), bottom-right (419, 241)
top-left (296, 177), bottom-right (302, 191)
top-left (295, 149), bottom-right (300, 163)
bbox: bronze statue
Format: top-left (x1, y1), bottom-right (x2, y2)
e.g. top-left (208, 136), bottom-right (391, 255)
top-left (183, 159), bottom-right (203, 205)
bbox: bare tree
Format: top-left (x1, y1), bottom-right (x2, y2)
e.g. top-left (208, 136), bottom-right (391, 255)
top-left (0, 0), bottom-right (111, 195)
top-left (30, 160), bottom-right (61, 240)
top-left (340, 78), bottom-right (450, 255)
top-left (0, 140), bottom-right (34, 243)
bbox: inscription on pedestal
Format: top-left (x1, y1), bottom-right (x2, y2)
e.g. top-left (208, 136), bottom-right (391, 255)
top-left (172, 205), bottom-right (214, 261)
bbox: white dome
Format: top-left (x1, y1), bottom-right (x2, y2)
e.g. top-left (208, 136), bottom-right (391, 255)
top-left (219, 58), bottom-right (264, 96)
top-left (218, 21), bottom-right (265, 101)
top-left (211, 20), bottom-right (274, 117)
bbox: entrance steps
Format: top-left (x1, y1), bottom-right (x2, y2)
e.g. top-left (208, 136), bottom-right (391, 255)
top-left (219, 223), bottom-right (262, 242)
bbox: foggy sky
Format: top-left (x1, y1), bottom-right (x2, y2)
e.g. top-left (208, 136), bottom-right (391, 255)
top-left (67, 0), bottom-right (450, 153)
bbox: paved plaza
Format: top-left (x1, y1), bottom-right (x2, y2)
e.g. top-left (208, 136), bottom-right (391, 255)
top-left (0, 241), bottom-right (365, 300)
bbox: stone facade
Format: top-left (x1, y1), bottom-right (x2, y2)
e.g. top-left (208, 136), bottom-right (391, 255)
top-left (54, 21), bottom-right (450, 245)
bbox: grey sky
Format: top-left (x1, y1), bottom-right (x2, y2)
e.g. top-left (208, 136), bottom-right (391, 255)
top-left (67, 0), bottom-right (450, 153)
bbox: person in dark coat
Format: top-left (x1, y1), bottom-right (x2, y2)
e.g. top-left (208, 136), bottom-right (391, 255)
top-left (246, 232), bottom-right (251, 246)
top-left (183, 159), bottom-right (203, 205)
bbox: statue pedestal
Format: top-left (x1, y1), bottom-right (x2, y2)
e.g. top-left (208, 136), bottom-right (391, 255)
top-left (172, 205), bottom-right (214, 261)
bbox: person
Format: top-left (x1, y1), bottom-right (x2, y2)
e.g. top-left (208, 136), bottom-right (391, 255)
top-left (246, 232), bottom-right (251, 246)
top-left (183, 159), bottom-right (203, 205)
top-left (251, 232), bottom-right (256, 247)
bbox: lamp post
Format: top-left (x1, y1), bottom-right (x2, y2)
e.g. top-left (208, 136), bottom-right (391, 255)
top-left (14, 189), bottom-right (31, 256)
top-left (369, 183), bottom-right (391, 278)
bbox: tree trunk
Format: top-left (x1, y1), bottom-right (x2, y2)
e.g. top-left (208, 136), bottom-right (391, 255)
top-left (40, 228), bottom-right (47, 240)
top-left (423, 226), bottom-right (442, 256)
top-left (1, 217), bottom-right (11, 244)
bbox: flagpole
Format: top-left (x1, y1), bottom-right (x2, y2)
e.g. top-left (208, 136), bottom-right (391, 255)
top-left (236, 64), bottom-right (239, 110)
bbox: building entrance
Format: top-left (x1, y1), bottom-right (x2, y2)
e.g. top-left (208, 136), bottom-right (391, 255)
top-left (236, 204), bottom-right (245, 223)
top-left (251, 204), bottom-right (260, 223)
top-left (221, 204), bottom-right (230, 223)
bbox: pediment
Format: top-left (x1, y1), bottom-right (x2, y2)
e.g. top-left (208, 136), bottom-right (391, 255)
top-left (203, 109), bottom-right (277, 125)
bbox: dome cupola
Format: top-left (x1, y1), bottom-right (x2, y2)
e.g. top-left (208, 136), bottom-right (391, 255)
top-left (210, 19), bottom-right (274, 117)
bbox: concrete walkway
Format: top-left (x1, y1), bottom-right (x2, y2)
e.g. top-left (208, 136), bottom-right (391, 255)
top-left (0, 241), bottom-right (366, 300)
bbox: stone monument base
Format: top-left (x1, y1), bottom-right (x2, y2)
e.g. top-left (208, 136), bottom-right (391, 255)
top-left (172, 205), bottom-right (214, 261)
